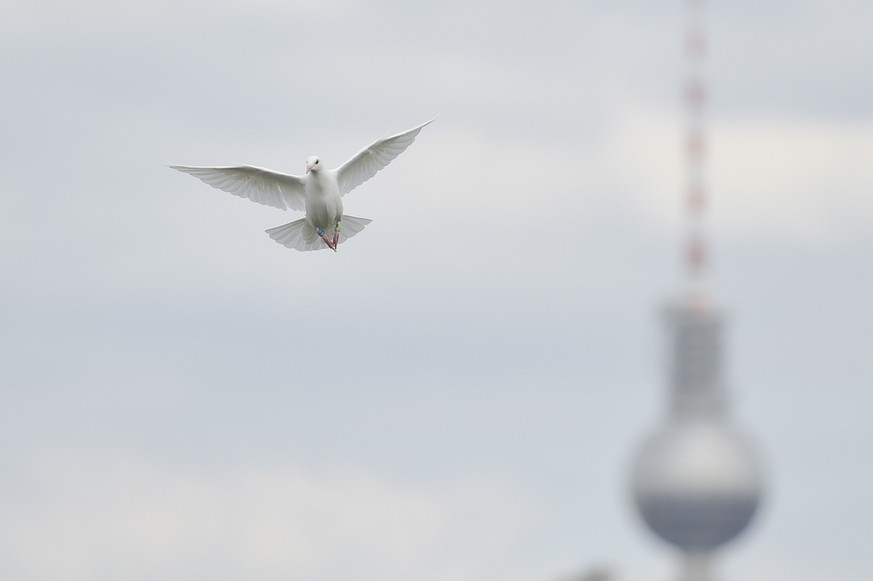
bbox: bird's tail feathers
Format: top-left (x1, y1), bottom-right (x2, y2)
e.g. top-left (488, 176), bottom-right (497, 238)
top-left (266, 215), bottom-right (372, 252)
top-left (265, 218), bottom-right (320, 251)
top-left (337, 215), bottom-right (372, 243)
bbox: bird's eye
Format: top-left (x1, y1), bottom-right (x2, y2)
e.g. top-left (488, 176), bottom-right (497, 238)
top-left (315, 160), bottom-right (319, 164)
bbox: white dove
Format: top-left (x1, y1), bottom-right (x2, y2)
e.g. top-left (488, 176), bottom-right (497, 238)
top-left (171, 119), bottom-right (433, 252)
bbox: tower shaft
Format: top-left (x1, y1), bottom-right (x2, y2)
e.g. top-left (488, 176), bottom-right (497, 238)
top-left (665, 303), bottom-right (726, 420)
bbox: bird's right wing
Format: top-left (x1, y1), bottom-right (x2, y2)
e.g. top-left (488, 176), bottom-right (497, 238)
top-left (170, 165), bottom-right (306, 211)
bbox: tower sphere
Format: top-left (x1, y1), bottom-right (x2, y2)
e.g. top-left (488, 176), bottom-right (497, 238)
top-left (632, 421), bottom-right (763, 552)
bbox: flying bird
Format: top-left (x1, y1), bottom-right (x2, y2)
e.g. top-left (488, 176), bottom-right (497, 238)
top-left (171, 118), bottom-right (433, 252)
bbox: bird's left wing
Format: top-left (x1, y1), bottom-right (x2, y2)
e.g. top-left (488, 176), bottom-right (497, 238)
top-left (170, 165), bottom-right (306, 211)
top-left (335, 118), bottom-right (434, 197)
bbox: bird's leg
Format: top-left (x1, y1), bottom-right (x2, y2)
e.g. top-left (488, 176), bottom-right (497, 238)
top-left (332, 222), bottom-right (341, 249)
top-left (316, 227), bottom-right (337, 251)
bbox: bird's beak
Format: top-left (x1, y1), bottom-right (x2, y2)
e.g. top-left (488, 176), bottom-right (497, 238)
top-left (305, 164), bottom-right (313, 174)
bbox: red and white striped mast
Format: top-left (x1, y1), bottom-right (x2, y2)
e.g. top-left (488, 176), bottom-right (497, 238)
top-left (683, 0), bottom-right (710, 307)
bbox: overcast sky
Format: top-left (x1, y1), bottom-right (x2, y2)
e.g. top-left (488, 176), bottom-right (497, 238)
top-left (2, 1), bottom-right (872, 580)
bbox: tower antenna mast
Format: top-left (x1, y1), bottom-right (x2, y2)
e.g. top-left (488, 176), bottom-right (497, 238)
top-left (684, 0), bottom-right (709, 302)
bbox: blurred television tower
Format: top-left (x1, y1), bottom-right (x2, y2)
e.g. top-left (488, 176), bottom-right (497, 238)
top-left (629, 2), bottom-right (765, 580)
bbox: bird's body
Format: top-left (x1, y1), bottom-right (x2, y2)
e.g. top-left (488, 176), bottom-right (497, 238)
top-left (171, 119), bottom-right (433, 251)
top-left (304, 166), bottom-right (343, 235)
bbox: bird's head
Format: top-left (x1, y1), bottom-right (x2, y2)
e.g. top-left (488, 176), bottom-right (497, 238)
top-left (305, 156), bottom-right (322, 174)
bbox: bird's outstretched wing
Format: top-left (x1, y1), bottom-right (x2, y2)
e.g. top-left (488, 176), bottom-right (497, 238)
top-left (335, 118), bottom-right (434, 197)
top-left (170, 165), bottom-right (306, 211)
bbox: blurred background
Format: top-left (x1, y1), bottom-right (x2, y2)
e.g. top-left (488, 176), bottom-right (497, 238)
top-left (1, 1), bottom-right (871, 580)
